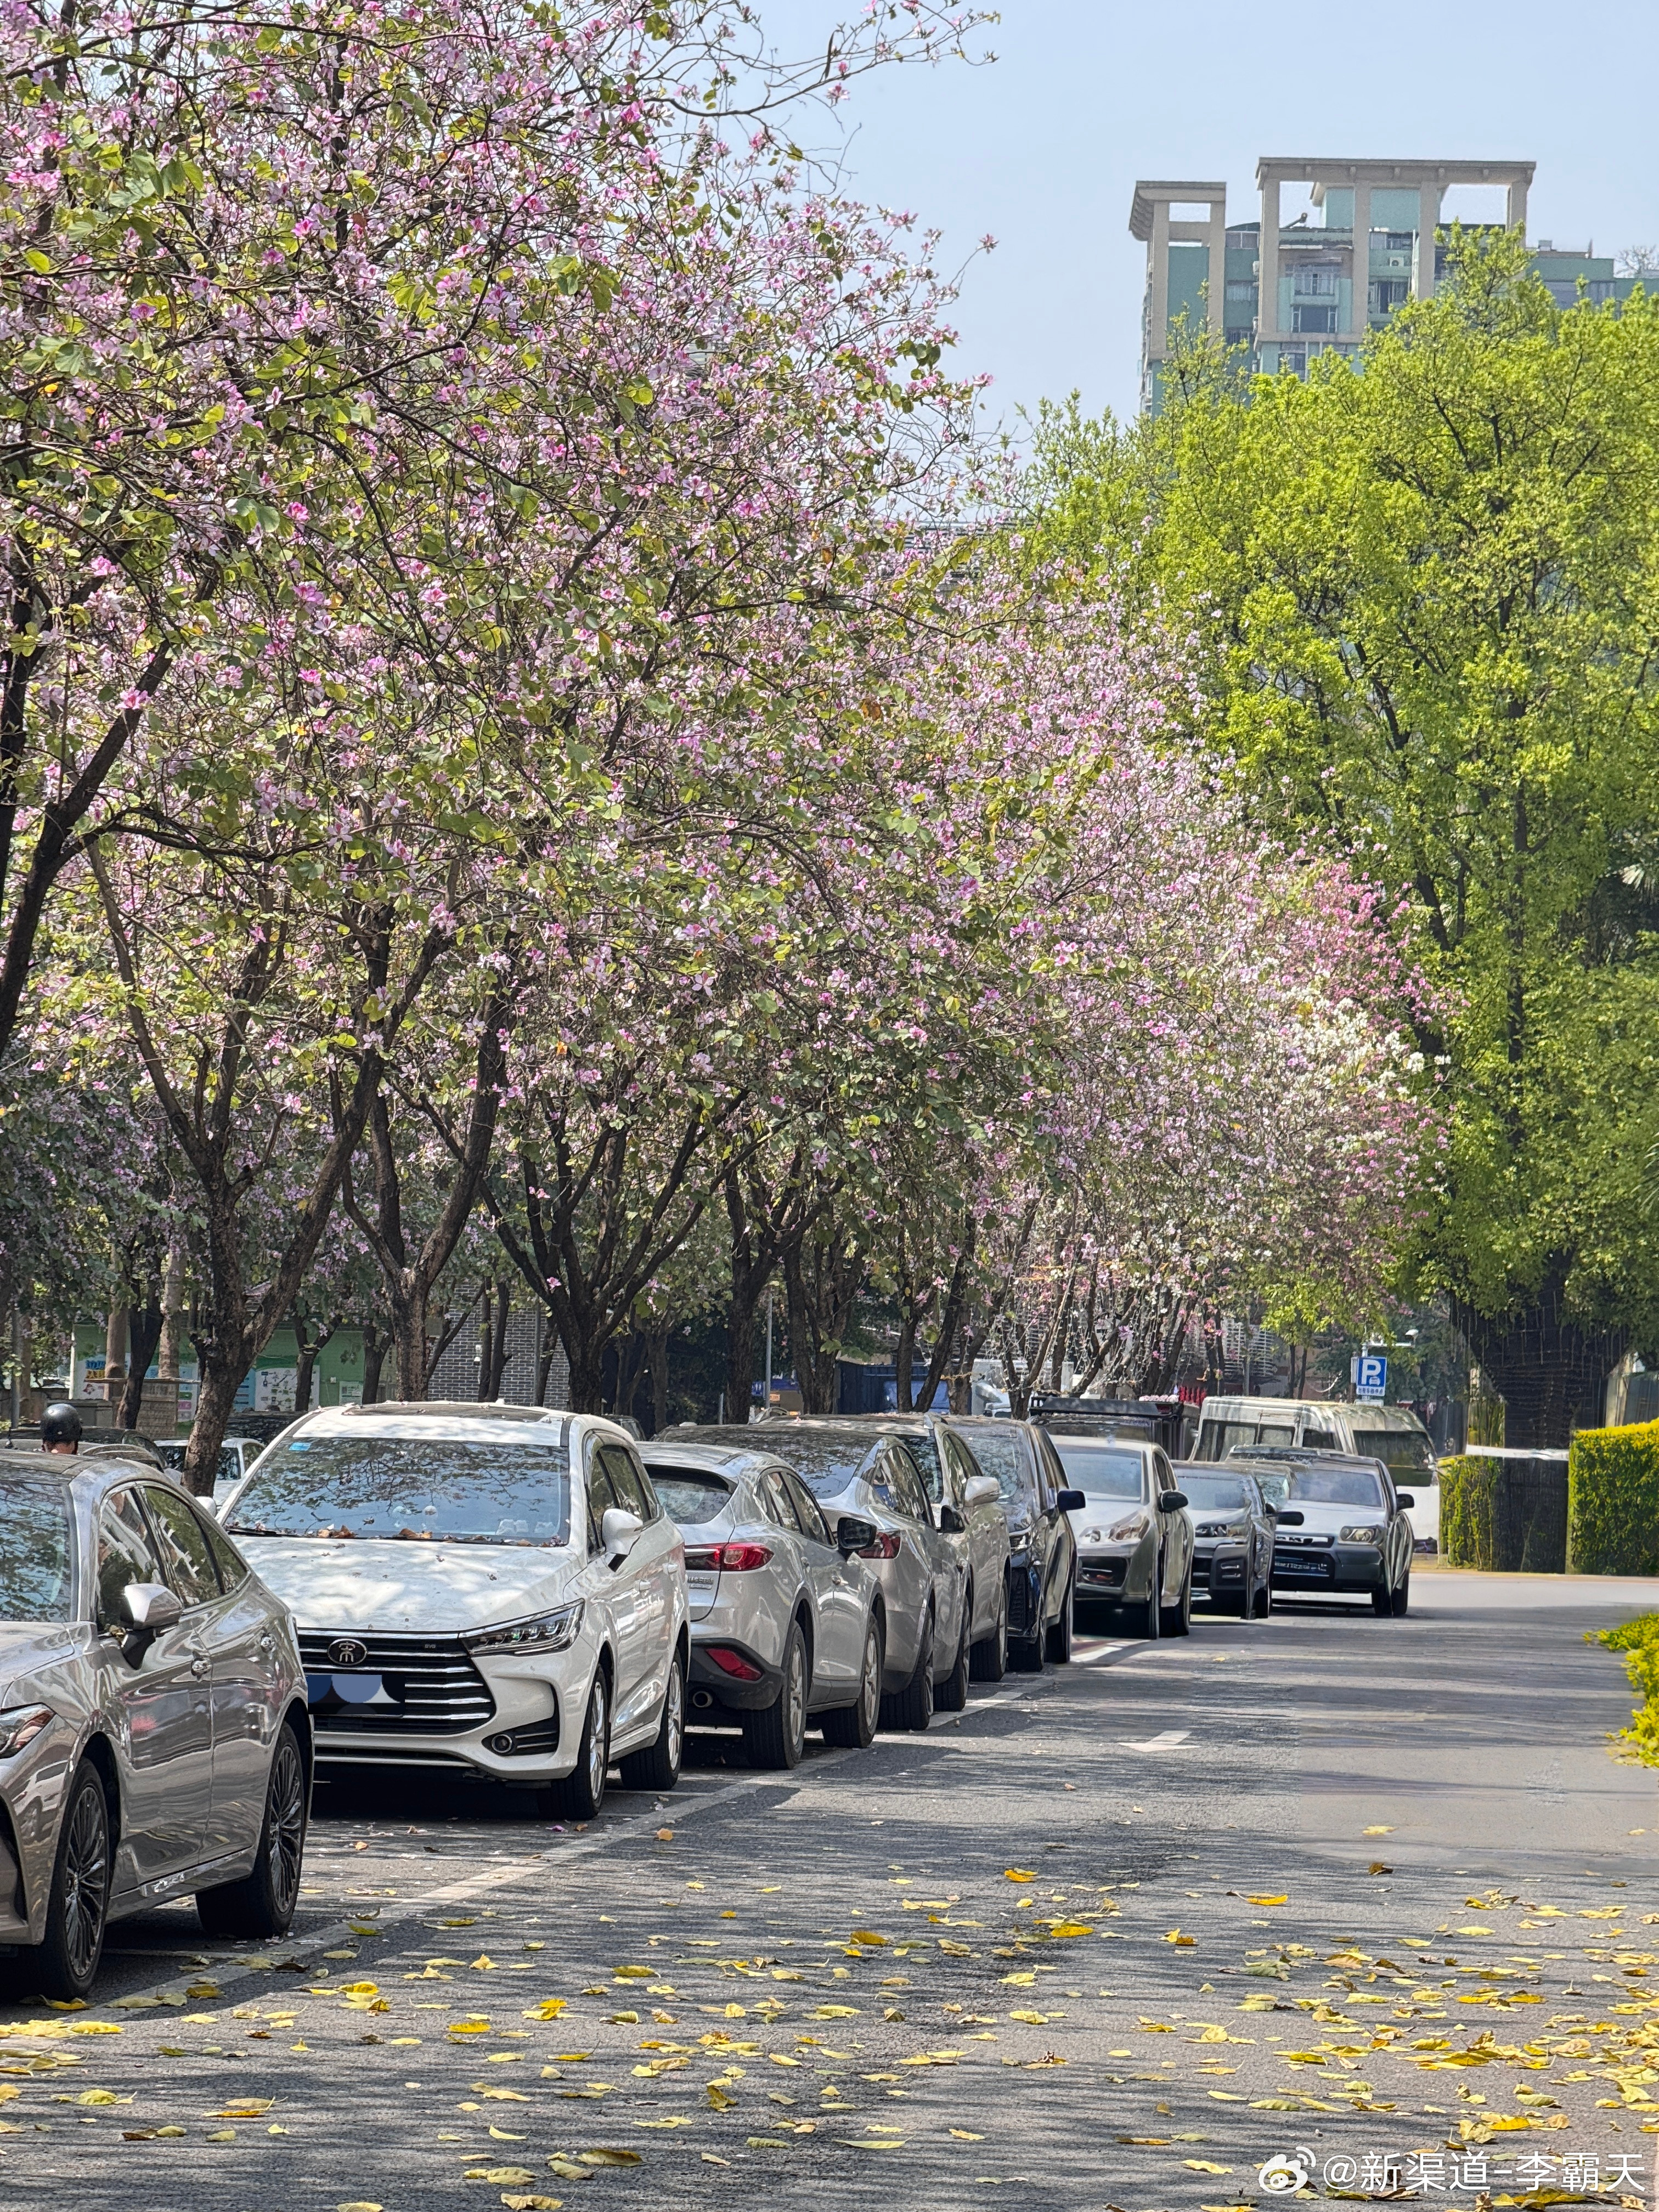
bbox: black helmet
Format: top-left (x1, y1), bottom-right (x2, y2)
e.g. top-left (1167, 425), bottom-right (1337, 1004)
top-left (40, 1402), bottom-right (82, 1450)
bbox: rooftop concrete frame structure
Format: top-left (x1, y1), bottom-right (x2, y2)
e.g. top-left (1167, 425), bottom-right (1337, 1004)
top-left (1255, 157), bottom-right (1533, 348)
top-left (1130, 156), bottom-right (1536, 408)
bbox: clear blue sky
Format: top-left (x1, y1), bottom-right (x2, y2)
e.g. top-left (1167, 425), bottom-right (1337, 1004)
top-left (756, 0), bottom-right (1659, 431)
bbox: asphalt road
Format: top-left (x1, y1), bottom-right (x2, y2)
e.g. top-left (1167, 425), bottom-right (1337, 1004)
top-left (4, 1564), bottom-right (1658, 2211)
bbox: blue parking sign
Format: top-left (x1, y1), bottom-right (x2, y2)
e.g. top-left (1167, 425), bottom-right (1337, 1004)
top-left (1355, 1353), bottom-right (1387, 1401)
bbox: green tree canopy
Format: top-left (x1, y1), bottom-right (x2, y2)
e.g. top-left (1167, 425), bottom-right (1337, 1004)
top-left (1027, 235), bottom-right (1659, 1441)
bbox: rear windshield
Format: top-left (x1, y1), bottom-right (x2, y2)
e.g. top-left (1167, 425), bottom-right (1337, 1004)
top-left (1281, 1465), bottom-right (1386, 1507)
top-left (0, 1481), bottom-right (75, 1621)
top-left (952, 1427), bottom-right (1034, 1509)
top-left (227, 1436), bottom-right (571, 1544)
top-left (1197, 1419), bottom-right (1258, 1459)
top-left (1182, 1476), bottom-right (1250, 1510)
top-left (1047, 1440), bottom-right (1146, 1501)
top-left (646, 1470), bottom-right (734, 1526)
top-left (707, 1427), bottom-right (882, 1502)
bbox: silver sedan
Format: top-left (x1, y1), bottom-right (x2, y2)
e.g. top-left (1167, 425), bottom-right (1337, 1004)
top-left (642, 1441), bottom-right (884, 1767)
top-left (0, 1443), bottom-right (311, 1998)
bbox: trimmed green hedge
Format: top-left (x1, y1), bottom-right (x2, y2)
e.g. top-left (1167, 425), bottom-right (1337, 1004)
top-left (1440, 1456), bottom-right (1498, 1568)
top-left (1567, 1420), bottom-right (1659, 1577)
top-left (1593, 1613), bottom-right (1659, 1766)
top-left (1440, 1454), bottom-right (1568, 1572)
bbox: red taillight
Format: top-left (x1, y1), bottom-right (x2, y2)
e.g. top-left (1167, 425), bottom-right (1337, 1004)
top-left (859, 1532), bottom-right (901, 1559)
top-left (706, 1646), bottom-right (764, 1681)
top-left (685, 1542), bottom-right (774, 1572)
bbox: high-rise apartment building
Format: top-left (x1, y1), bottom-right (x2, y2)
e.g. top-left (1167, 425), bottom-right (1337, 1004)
top-left (1130, 158), bottom-right (1647, 412)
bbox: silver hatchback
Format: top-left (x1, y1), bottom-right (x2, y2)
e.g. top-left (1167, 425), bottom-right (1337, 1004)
top-left (0, 1444), bottom-right (311, 1997)
top-left (642, 1441), bottom-right (885, 1768)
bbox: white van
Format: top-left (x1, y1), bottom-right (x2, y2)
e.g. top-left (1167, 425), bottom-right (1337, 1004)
top-left (1190, 1396), bottom-right (1442, 1550)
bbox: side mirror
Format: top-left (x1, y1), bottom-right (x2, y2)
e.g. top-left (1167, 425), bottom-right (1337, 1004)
top-left (963, 1475), bottom-right (1000, 1509)
top-left (1396, 1492), bottom-right (1416, 1509)
top-left (117, 1581), bottom-right (182, 1665)
top-left (938, 1503), bottom-right (967, 1535)
top-left (836, 1514), bottom-right (878, 1555)
top-left (1276, 1509), bottom-right (1305, 1527)
top-left (601, 1506), bottom-right (644, 1563)
top-left (1055, 1488), bottom-right (1086, 1513)
top-left (1159, 1491), bottom-right (1189, 1511)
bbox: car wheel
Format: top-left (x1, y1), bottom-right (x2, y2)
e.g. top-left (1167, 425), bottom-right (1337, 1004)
top-left (882, 1607), bottom-right (936, 1730)
top-left (970, 1572), bottom-right (1008, 1682)
top-left (822, 1615), bottom-right (885, 1748)
top-left (1125, 1554), bottom-right (1162, 1640)
top-left (1045, 1589), bottom-right (1074, 1664)
top-left (744, 1621), bottom-right (808, 1770)
top-left (1160, 1563), bottom-right (1192, 1638)
top-left (936, 1593), bottom-right (972, 1712)
top-left (1254, 1566), bottom-right (1272, 1619)
top-left (551, 1667), bottom-right (611, 1819)
top-left (619, 1650), bottom-right (684, 1792)
top-left (1390, 1572), bottom-right (1410, 1618)
top-left (28, 1762), bottom-right (110, 2001)
top-left (198, 1722), bottom-right (308, 1940)
top-left (1372, 1581), bottom-right (1393, 1616)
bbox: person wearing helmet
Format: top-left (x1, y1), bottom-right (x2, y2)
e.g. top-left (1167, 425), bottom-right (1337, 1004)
top-left (40, 1402), bottom-right (81, 1454)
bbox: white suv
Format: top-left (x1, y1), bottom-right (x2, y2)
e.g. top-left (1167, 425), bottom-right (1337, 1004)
top-left (221, 1403), bottom-right (688, 1819)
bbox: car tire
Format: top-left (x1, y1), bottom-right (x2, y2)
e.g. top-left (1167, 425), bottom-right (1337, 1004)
top-left (744, 1622), bottom-right (808, 1769)
top-left (198, 1722), bottom-right (308, 1940)
top-left (970, 1573), bottom-right (1008, 1682)
top-left (1160, 1564), bottom-right (1192, 1638)
top-left (1390, 1572), bottom-right (1410, 1618)
top-left (1124, 1553), bottom-right (1162, 1640)
top-left (936, 1595), bottom-right (972, 1712)
top-left (1045, 1591), bottom-right (1074, 1664)
top-left (619, 1650), bottom-right (685, 1792)
top-left (883, 1608), bottom-right (936, 1730)
top-left (822, 1615), bottom-right (885, 1748)
top-left (1254, 1571), bottom-right (1272, 1619)
top-left (551, 1667), bottom-right (611, 1819)
top-left (1372, 1582), bottom-right (1393, 1617)
top-left (28, 1762), bottom-right (110, 2001)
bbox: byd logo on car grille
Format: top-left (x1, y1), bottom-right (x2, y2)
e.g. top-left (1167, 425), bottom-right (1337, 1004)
top-left (326, 1638), bottom-right (370, 1667)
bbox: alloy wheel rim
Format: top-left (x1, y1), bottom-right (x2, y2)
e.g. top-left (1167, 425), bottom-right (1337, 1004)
top-left (63, 1786), bottom-right (108, 1979)
top-left (589, 1677), bottom-right (609, 1799)
top-left (787, 1641), bottom-right (805, 1751)
top-left (267, 1739), bottom-right (306, 1911)
top-left (862, 1630), bottom-right (880, 1728)
top-left (665, 1665), bottom-right (684, 1769)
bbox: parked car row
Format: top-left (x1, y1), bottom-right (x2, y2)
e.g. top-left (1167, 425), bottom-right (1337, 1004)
top-left (0, 1396), bottom-right (1425, 2002)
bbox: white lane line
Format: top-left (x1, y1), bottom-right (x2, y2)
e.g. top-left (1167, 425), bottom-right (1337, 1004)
top-left (1122, 1729), bottom-right (1192, 1751)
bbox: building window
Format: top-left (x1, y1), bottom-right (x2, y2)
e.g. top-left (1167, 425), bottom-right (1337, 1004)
top-left (1224, 280), bottom-right (1256, 302)
top-left (1279, 346), bottom-right (1308, 377)
top-left (1291, 303), bottom-right (1338, 332)
top-left (1370, 279), bottom-right (1408, 313)
top-left (1384, 231), bottom-right (1415, 250)
top-left (1291, 268), bottom-right (1338, 296)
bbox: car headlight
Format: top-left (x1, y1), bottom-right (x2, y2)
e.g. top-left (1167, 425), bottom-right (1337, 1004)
top-left (1340, 1525), bottom-right (1384, 1544)
top-left (0, 1705), bottom-right (54, 1759)
top-left (1195, 1519), bottom-right (1245, 1538)
top-left (463, 1602), bottom-right (584, 1655)
top-left (1107, 1513), bottom-right (1150, 1542)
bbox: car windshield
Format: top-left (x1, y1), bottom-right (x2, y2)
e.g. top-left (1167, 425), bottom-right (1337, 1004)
top-left (0, 1479), bottom-right (75, 1621)
top-left (226, 1436), bottom-right (571, 1544)
top-left (952, 1427), bottom-right (1033, 1509)
top-left (647, 1470), bottom-right (734, 1526)
top-left (1278, 1464), bottom-right (1387, 1507)
top-left (710, 1428), bottom-right (882, 1502)
top-left (1048, 1440), bottom-right (1146, 1500)
top-left (1183, 1475), bottom-right (1250, 1511)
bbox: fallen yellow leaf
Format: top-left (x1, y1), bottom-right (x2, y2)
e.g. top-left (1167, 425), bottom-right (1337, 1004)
top-left (1244, 1895), bottom-right (1288, 1907)
top-left (1003, 1869), bottom-right (1036, 1883)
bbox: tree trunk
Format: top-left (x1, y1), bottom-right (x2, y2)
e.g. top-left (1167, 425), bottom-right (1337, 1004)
top-left (393, 1277), bottom-right (432, 1401)
top-left (534, 1311), bottom-right (559, 1407)
top-left (645, 1319), bottom-right (671, 1436)
top-left (189, 1356), bottom-right (247, 1494)
top-left (291, 1305), bottom-right (337, 1418)
top-left (1452, 1271), bottom-right (1623, 1448)
top-left (784, 1224), bottom-right (866, 1415)
top-left (118, 1294), bottom-right (163, 1431)
top-left (479, 1280), bottom-right (511, 1401)
top-left (611, 1331), bottom-right (646, 1426)
top-left (361, 1319), bottom-right (387, 1406)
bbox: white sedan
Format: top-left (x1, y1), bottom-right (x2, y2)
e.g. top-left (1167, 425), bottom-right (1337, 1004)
top-left (221, 1402), bottom-right (688, 1819)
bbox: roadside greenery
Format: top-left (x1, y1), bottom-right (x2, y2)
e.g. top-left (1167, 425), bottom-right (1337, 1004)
top-left (1592, 1612), bottom-right (1659, 1767)
top-left (1025, 233), bottom-right (1659, 1444)
top-left (1567, 1419), bottom-right (1659, 1577)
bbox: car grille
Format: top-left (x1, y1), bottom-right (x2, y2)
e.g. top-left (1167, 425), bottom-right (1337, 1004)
top-left (298, 1629), bottom-right (496, 1735)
